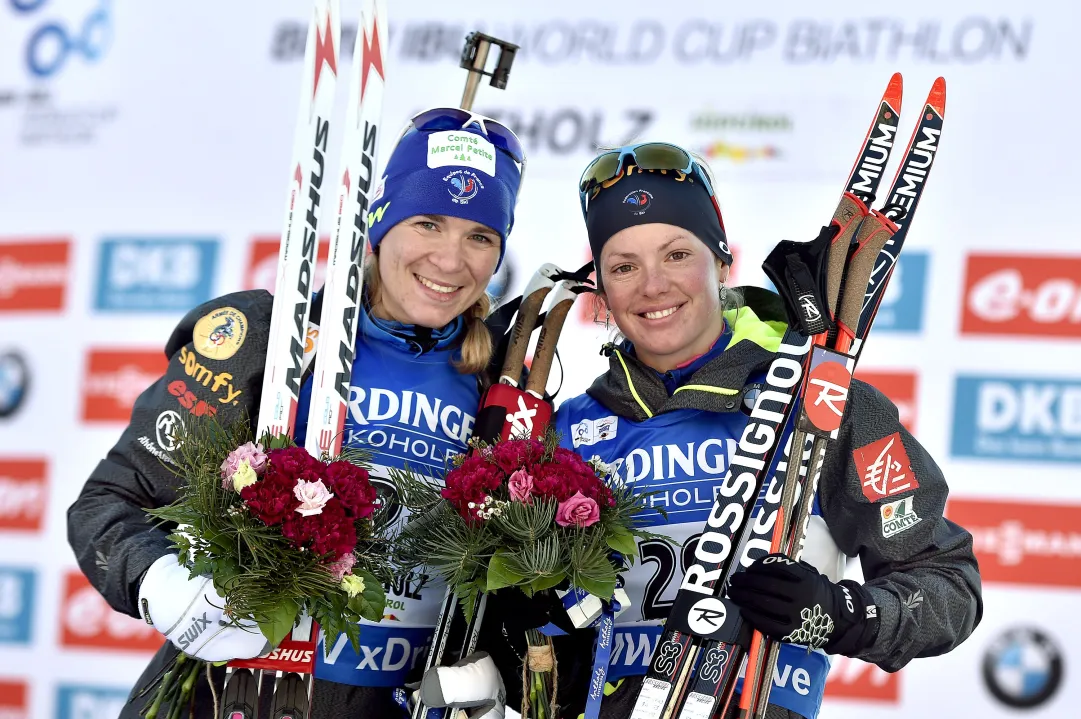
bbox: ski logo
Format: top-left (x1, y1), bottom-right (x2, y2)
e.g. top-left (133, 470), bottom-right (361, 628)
top-left (310, 6), bottom-right (338, 106)
top-left (506, 395), bottom-right (538, 438)
top-left (698, 645), bottom-right (729, 684)
top-left (653, 637), bottom-right (683, 675)
top-left (686, 597), bottom-right (727, 635)
top-left (359, 7), bottom-right (384, 98)
top-left (850, 120), bottom-right (898, 195)
top-left (798, 293), bottom-right (821, 323)
top-left (881, 496), bottom-right (922, 538)
top-left (854, 432), bottom-right (919, 502)
top-left (802, 348), bottom-right (852, 435)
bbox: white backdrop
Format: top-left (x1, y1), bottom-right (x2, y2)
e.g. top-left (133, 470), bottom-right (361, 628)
top-left (1, 1), bottom-right (1080, 717)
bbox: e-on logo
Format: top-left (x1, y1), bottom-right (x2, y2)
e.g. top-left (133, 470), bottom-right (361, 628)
top-left (983, 627), bottom-right (1063, 709)
top-left (444, 169), bottom-right (483, 204)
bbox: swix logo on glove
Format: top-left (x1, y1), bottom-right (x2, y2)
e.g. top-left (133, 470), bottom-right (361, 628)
top-left (175, 612), bottom-right (212, 650)
top-left (853, 432), bottom-right (919, 502)
top-left (962, 254), bottom-right (1081, 339)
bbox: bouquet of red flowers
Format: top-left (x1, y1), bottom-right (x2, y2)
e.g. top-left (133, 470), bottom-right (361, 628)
top-left (392, 431), bottom-right (660, 719)
top-left (140, 419), bottom-right (389, 717)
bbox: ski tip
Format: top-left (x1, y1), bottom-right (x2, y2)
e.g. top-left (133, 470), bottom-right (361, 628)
top-left (884, 72), bottom-right (903, 111)
top-left (927, 77), bottom-right (947, 118)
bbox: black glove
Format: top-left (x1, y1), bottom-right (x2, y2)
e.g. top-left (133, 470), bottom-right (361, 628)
top-left (728, 554), bottom-right (879, 656)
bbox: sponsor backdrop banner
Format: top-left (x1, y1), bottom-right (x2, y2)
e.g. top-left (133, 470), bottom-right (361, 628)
top-left (1, 0), bottom-right (1078, 717)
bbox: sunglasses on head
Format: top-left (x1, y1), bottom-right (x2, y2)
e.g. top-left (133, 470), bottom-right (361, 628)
top-left (578, 142), bottom-right (722, 230)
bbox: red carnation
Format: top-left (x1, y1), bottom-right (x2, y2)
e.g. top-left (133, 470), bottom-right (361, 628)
top-left (491, 439), bottom-right (545, 475)
top-left (281, 497), bottom-right (357, 558)
top-left (442, 456), bottom-right (504, 519)
top-left (240, 464), bottom-right (297, 525)
top-left (324, 460), bottom-right (378, 519)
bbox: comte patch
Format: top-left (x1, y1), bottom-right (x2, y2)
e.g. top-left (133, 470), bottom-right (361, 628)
top-left (881, 496), bottom-right (922, 537)
top-left (854, 432), bottom-right (919, 503)
top-left (427, 130), bottom-right (496, 177)
top-left (193, 307), bottom-right (248, 361)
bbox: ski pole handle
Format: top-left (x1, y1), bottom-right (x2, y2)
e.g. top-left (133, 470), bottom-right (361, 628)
top-left (499, 264), bottom-right (561, 386)
top-left (524, 282), bottom-right (580, 398)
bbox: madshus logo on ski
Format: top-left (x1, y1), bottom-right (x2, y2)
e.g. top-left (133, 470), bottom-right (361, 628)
top-left (983, 627), bottom-right (1064, 710)
top-left (94, 238), bottom-right (219, 312)
top-left (951, 375), bottom-right (1081, 463)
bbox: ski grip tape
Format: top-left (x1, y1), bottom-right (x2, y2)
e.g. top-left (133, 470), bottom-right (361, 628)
top-left (499, 286), bottom-right (550, 384)
top-left (826, 192), bottom-right (870, 314)
top-left (835, 210), bottom-right (898, 332)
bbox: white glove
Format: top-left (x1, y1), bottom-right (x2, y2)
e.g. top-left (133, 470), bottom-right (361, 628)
top-left (418, 652), bottom-right (507, 719)
top-left (138, 553), bottom-right (269, 662)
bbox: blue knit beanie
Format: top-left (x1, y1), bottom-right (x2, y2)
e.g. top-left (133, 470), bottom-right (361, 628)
top-left (367, 121), bottom-right (522, 269)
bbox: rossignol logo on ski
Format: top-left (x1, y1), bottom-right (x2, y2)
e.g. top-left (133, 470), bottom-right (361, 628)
top-left (677, 336), bottom-right (810, 610)
top-left (802, 348), bottom-right (853, 435)
top-left (881, 496), bottom-right (922, 537)
top-left (854, 432), bottom-right (919, 502)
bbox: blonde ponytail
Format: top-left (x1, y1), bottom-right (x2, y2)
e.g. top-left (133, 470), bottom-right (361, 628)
top-left (454, 293), bottom-right (493, 376)
top-left (363, 254), bottom-right (494, 376)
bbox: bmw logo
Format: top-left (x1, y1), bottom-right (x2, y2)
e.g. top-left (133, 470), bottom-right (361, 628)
top-left (982, 627), bottom-right (1063, 709)
top-left (0, 351), bottom-right (30, 419)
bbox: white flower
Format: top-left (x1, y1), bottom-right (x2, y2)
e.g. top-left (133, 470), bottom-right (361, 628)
top-left (230, 460), bottom-right (259, 491)
top-left (294, 479), bottom-right (335, 517)
top-left (341, 574), bottom-right (366, 598)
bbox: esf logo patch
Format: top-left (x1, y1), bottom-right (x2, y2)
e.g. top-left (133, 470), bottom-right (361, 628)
top-left (0, 567), bottom-right (35, 645)
top-left (94, 238), bottom-right (218, 312)
top-left (444, 170), bottom-right (483, 204)
top-left (55, 685), bottom-right (130, 719)
top-left (952, 376), bottom-right (1081, 463)
top-left (869, 251), bottom-right (928, 332)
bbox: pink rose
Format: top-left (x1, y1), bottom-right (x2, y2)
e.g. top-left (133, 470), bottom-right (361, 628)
top-left (221, 442), bottom-right (268, 489)
top-left (325, 553), bottom-right (357, 583)
top-left (555, 491), bottom-right (600, 528)
top-left (508, 469), bottom-right (535, 504)
top-left (294, 478), bottom-right (335, 517)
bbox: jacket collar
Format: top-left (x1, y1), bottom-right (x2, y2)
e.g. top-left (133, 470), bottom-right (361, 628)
top-left (586, 287), bottom-right (789, 422)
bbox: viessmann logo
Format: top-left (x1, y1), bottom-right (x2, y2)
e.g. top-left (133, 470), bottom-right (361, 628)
top-left (962, 254), bottom-right (1081, 339)
top-left (947, 499), bottom-right (1081, 588)
top-left (0, 240), bottom-right (70, 312)
top-left (81, 349), bottom-right (168, 423)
